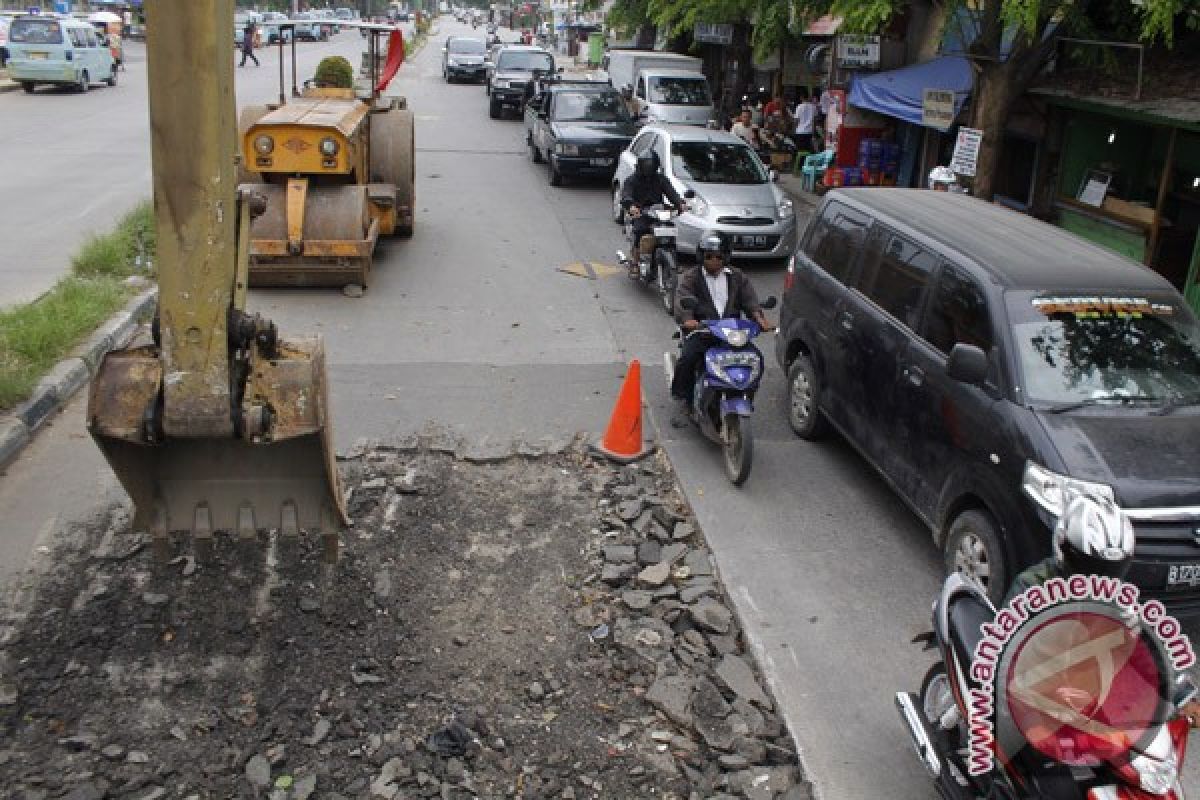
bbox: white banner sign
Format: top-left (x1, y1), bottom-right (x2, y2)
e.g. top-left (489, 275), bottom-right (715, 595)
top-left (922, 88), bottom-right (956, 130)
top-left (836, 34), bottom-right (879, 68)
top-left (949, 127), bottom-right (983, 177)
top-left (694, 22), bottom-right (733, 45)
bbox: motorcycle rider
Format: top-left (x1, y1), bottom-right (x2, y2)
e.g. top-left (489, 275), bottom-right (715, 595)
top-left (670, 232), bottom-right (774, 425)
top-left (620, 152), bottom-right (688, 277)
top-left (1004, 493), bottom-right (1134, 605)
top-left (928, 165), bottom-right (962, 193)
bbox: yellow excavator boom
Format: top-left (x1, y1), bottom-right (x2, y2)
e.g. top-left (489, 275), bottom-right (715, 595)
top-left (87, 0), bottom-right (347, 561)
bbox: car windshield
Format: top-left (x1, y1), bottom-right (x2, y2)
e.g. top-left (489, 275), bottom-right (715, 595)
top-left (449, 38), bottom-right (486, 54)
top-left (552, 91), bottom-right (630, 122)
top-left (648, 76), bottom-right (711, 106)
top-left (1006, 291), bottom-right (1200, 407)
top-left (10, 18), bottom-right (63, 44)
top-left (497, 50), bottom-right (552, 70)
top-left (671, 141), bottom-right (767, 184)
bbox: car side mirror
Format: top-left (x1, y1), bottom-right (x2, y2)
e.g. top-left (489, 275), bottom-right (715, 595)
top-left (946, 343), bottom-right (988, 385)
top-left (761, 296), bottom-right (777, 310)
top-left (683, 189), bottom-right (696, 199)
top-left (680, 297), bottom-right (698, 312)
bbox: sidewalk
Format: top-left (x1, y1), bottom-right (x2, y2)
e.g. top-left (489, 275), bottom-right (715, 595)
top-left (0, 67), bottom-right (18, 93)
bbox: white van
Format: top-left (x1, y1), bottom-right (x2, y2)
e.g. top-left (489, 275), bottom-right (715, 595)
top-left (632, 67), bottom-right (715, 126)
top-left (5, 14), bottom-right (116, 93)
top-left (600, 49), bottom-right (703, 94)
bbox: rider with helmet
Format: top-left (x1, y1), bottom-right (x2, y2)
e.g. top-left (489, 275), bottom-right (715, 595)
top-left (1005, 493), bottom-right (1134, 604)
top-left (620, 152), bottom-right (687, 275)
top-left (1002, 492), bottom-right (1200, 728)
top-left (928, 166), bottom-right (961, 193)
top-left (670, 232), bottom-right (774, 422)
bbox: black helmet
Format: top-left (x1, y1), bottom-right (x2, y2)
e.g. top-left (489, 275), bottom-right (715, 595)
top-left (1053, 493), bottom-right (1135, 580)
top-left (636, 152), bottom-right (658, 178)
top-left (697, 232), bottom-right (729, 262)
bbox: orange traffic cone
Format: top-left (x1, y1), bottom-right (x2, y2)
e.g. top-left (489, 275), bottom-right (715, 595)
top-left (592, 359), bottom-right (652, 464)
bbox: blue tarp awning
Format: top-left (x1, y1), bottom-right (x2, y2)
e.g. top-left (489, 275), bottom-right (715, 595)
top-left (847, 56), bottom-right (973, 128)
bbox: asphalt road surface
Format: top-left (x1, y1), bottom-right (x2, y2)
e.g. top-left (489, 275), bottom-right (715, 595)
top-left (0, 16), bottom-right (1196, 799)
top-left (0, 28), bottom-right (409, 309)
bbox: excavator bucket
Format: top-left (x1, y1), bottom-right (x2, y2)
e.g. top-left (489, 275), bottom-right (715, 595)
top-left (87, 0), bottom-right (346, 560)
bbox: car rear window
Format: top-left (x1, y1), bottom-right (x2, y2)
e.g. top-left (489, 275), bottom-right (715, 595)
top-left (10, 18), bottom-right (63, 44)
top-left (552, 91), bottom-right (629, 122)
top-left (648, 76), bottom-right (711, 106)
top-left (497, 50), bottom-right (552, 70)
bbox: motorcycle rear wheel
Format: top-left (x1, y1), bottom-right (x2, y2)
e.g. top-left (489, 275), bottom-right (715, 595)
top-left (722, 415), bottom-right (752, 486)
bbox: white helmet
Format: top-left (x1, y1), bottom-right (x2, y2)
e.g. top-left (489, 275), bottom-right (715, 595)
top-left (927, 166), bottom-right (958, 191)
top-left (1052, 493), bottom-right (1135, 579)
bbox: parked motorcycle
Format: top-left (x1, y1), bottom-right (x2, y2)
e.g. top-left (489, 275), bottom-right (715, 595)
top-left (896, 572), bottom-right (1197, 799)
top-left (615, 203), bottom-right (681, 316)
top-left (664, 296), bottom-right (776, 486)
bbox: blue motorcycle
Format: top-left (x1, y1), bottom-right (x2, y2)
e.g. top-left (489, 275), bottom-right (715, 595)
top-left (666, 297), bottom-right (775, 485)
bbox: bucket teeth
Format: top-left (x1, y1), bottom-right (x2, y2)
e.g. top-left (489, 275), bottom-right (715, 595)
top-left (237, 504), bottom-right (256, 539)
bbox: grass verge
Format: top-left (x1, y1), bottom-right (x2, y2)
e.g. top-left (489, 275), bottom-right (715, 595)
top-left (0, 202), bottom-right (156, 411)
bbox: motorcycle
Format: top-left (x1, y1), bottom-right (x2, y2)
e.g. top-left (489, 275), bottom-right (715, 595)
top-left (615, 203), bottom-right (681, 316)
top-left (664, 296), bottom-right (776, 486)
top-left (896, 572), bottom-right (1197, 799)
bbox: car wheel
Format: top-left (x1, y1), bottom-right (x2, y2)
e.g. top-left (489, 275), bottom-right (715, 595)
top-left (611, 184), bottom-right (624, 225)
top-left (786, 353), bottom-right (828, 440)
top-left (77, 70), bottom-right (90, 93)
top-left (21, 81), bottom-right (35, 93)
top-left (106, 66), bottom-right (117, 87)
top-left (944, 509), bottom-right (1008, 606)
top-left (528, 135), bottom-right (542, 163)
top-left (488, 98), bottom-right (500, 119)
top-left (549, 159), bottom-right (563, 186)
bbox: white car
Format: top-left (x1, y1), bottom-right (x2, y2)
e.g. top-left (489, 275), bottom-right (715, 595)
top-left (611, 125), bottom-right (797, 260)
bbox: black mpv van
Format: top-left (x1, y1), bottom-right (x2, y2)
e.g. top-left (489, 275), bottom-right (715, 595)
top-left (777, 189), bottom-right (1200, 611)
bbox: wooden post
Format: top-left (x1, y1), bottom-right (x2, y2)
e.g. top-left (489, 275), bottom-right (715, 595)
top-left (1146, 126), bottom-right (1178, 266)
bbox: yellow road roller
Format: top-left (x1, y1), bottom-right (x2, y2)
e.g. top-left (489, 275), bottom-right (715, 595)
top-left (240, 24), bottom-right (415, 288)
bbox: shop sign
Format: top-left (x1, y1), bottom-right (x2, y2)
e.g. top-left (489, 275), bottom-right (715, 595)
top-left (949, 127), bottom-right (983, 177)
top-left (694, 22), bottom-right (734, 45)
top-left (837, 34), bottom-right (879, 68)
top-left (922, 88), bottom-right (956, 130)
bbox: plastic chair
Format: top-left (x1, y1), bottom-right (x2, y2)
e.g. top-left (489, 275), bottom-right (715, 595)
top-left (800, 150), bottom-right (835, 192)
top-left (791, 150), bottom-right (812, 176)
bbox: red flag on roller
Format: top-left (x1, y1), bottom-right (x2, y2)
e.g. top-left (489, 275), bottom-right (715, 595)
top-left (375, 29), bottom-right (405, 93)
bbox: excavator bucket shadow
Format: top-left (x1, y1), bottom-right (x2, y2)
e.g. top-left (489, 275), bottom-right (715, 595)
top-left (87, 335), bottom-right (348, 563)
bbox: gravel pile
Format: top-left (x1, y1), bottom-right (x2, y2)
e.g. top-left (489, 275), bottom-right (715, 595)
top-left (0, 434), bottom-right (809, 799)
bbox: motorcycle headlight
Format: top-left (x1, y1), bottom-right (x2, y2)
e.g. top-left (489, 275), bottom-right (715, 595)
top-left (707, 351), bottom-right (761, 386)
top-left (555, 143), bottom-right (579, 156)
top-left (1131, 750), bottom-right (1179, 795)
top-left (253, 135), bottom-right (274, 155)
top-left (689, 195), bottom-right (708, 217)
top-left (777, 196), bottom-right (794, 220)
top-left (1021, 462), bottom-right (1115, 518)
top-left (319, 137), bottom-right (339, 156)
top-left (725, 329), bottom-right (750, 348)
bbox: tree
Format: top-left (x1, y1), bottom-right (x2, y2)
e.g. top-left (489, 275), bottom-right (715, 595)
top-left (813, 0), bottom-right (1198, 199)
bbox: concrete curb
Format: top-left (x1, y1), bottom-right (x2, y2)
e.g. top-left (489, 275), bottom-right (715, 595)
top-left (0, 79), bottom-right (18, 94)
top-left (0, 288), bottom-right (157, 470)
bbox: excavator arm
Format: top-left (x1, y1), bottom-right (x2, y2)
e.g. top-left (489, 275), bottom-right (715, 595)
top-left (87, 0), bottom-right (347, 561)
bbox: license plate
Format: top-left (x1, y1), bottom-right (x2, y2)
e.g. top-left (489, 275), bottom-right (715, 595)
top-left (28, 52), bottom-right (48, 59)
top-left (734, 235), bottom-right (768, 246)
top-left (589, 157), bottom-right (612, 167)
top-left (1167, 563), bottom-right (1200, 589)
top-left (653, 226), bottom-right (675, 238)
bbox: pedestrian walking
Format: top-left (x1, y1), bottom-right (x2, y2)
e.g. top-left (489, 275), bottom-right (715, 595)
top-left (792, 90), bottom-right (816, 153)
top-left (239, 21), bottom-right (260, 67)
